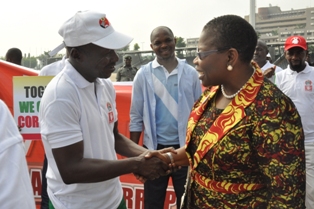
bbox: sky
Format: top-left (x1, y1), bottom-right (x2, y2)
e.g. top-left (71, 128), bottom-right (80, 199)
top-left (1, 0), bottom-right (313, 58)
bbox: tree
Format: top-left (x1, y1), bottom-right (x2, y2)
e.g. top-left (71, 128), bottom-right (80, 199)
top-left (20, 53), bottom-right (38, 68)
top-left (175, 36), bottom-right (186, 58)
top-left (133, 43), bottom-right (140, 51)
top-left (308, 44), bottom-right (314, 54)
top-left (175, 36), bottom-right (186, 48)
top-left (37, 51), bottom-right (50, 68)
top-left (22, 56), bottom-right (37, 69)
top-left (121, 45), bottom-right (130, 51)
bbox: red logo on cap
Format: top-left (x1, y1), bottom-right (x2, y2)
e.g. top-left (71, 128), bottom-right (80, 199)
top-left (99, 17), bottom-right (110, 28)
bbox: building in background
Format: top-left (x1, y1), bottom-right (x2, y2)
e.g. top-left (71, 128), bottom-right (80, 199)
top-left (179, 5), bottom-right (314, 68)
top-left (186, 5), bottom-right (314, 49)
top-left (186, 38), bottom-right (199, 48)
top-left (244, 4), bottom-right (314, 67)
top-left (245, 4), bottom-right (314, 43)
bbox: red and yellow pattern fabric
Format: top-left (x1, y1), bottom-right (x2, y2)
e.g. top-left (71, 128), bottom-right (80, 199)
top-left (182, 62), bottom-right (305, 208)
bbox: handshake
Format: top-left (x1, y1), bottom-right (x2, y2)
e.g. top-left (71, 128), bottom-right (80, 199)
top-left (133, 148), bottom-right (179, 183)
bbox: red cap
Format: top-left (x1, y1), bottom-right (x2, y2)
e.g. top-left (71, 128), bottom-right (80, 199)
top-left (284, 36), bottom-right (307, 51)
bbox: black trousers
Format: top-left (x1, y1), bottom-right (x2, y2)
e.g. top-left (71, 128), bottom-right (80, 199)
top-left (144, 144), bottom-right (188, 209)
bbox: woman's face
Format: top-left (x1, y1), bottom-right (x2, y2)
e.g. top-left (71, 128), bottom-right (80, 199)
top-left (193, 30), bottom-right (227, 87)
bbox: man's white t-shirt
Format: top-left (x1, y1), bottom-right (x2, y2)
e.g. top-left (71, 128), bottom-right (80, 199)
top-left (276, 63), bottom-right (314, 143)
top-left (39, 61), bottom-right (122, 209)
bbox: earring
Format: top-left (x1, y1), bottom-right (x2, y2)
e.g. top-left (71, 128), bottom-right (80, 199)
top-left (227, 65), bottom-right (233, 71)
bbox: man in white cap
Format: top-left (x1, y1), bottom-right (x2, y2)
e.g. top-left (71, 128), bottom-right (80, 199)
top-left (253, 40), bottom-right (283, 83)
top-left (276, 35), bottom-right (314, 209)
top-left (39, 11), bottom-right (171, 209)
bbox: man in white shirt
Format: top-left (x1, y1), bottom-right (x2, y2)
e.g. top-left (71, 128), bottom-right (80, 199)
top-left (253, 40), bottom-right (283, 83)
top-left (39, 11), bottom-right (170, 209)
top-left (0, 100), bottom-right (36, 209)
top-left (276, 35), bottom-right (314, 209)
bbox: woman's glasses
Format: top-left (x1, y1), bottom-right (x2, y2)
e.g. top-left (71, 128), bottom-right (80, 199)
top-left (196, 48), bottom-right (229, 60)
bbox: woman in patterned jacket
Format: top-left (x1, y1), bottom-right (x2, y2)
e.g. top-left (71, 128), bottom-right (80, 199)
top-left (156, 14), bottom-right (306, 208)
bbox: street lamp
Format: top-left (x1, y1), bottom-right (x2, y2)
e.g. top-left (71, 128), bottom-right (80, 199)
top-left (250, 0), bottom-right (256, 29)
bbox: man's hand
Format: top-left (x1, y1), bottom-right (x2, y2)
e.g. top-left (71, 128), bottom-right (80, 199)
top-left (147, 148), bottom-right (181, 172)
top-left (133, 148), bottom-right (177, 183)
top-left (134, 147), bottom-right (180, 183)
top-left (263, 66), bottom-right (276, 78)
top-left (134, 151), bottom-right (169, 180)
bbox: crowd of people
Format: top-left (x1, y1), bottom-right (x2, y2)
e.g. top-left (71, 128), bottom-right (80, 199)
top-left (1, 9), bottom-right (313, 209)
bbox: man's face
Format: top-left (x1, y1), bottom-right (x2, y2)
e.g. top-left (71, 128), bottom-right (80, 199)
top-left (285, 47), bottom-right (307, 72)
top-left (125, 58), bottom-right (132, 66)
top-left (150, 28), bottom-right (176, 61)
top-left (73, 44), bottom-right (119, 82)
top-left (253, 42), bottom-right (268, 64)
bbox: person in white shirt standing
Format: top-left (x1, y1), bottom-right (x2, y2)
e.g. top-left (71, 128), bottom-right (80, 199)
top-left (0, 100), bottom-right (36, 209)
top-left (276, 35), bottom-right (314, 209)
top-left (253, 39), bottom-right (283, 83)
top-left (39, 10), bottom-right (171, 209)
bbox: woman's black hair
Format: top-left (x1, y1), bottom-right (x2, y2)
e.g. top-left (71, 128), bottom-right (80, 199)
top-left (203, 15), bottom-right (257, 63)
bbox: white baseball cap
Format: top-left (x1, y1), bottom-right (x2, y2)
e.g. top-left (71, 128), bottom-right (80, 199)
top-left (49, 10), bottom-right (133, 57)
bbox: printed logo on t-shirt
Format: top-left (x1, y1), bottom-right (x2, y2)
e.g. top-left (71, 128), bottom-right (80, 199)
top-left (305, 80), bottom-right (312, 91)
top-left (107, 102), bottom-right (112, 111)
top-left (107, 102), bottom-right (114, 123)
top-left (108, 112), bottom-right (114, 123)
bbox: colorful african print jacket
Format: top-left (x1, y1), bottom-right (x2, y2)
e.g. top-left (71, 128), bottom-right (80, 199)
top-left (182, 63), bottom-right (305, 209)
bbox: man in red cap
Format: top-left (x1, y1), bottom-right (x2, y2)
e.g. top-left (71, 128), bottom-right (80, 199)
top-left (276, 35), bottom-right (314, 209)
